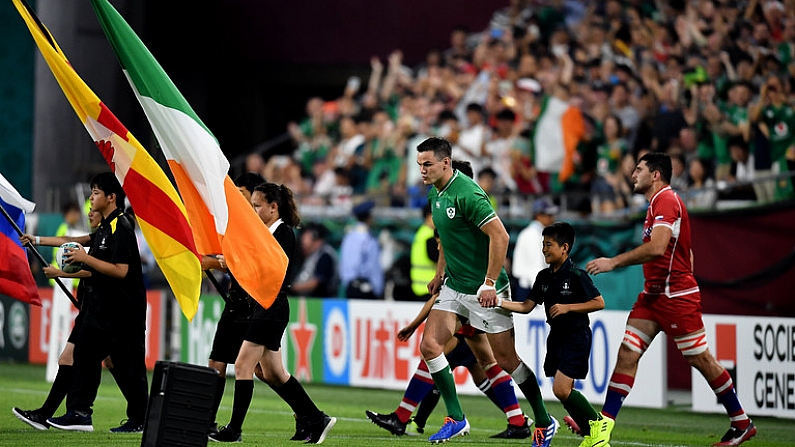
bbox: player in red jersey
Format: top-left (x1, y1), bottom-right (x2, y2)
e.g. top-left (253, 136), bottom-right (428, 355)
top-left (584, 153), bottom-right (755, 447)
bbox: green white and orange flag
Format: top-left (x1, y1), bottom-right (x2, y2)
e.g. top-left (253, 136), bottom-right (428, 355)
top-left (90, 0), bottom-right (288, 309)
top-left (11, 0), bottom-right (203, 320)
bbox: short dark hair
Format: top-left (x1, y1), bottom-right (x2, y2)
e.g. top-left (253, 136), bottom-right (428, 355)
top-left (61, 201), bottom-right (81, 215)
top-left (417, 137), bottom-right (453, 160)
top-left (234, 172), bottom-right (266, 193)
top-left (90, 172), bottom-right (125, 209)
top-left (423, 203), bottom-right (432, 218)
top-left (639, 152), bottom-right (672, 184)
top-left (356, 109), bottom-right (374, 124)
top-left (478, 166), bottom-right (497, 179)
top-left (606, 114), bottom-right (624, 136)
top-left (451, 159), bottom-right (474, 178)
top-left (495, 108), bottom-right (516, 122)
top-left (611, 82), bottom-right (629, 93)
top-left (733, 51), bottom-right (754, 66)
top-left (727, 136), bottom-right (749, 151)
top-left (302, 222), bottom-right (328, 241)
top-left (438, 109), bottom-right (458, 122)
top-left (669, 151), bottom-right (685, 166)
top-left (465, 103), bottom-right (484, 114)
top-left (542, 221), bottom-right (576, 252)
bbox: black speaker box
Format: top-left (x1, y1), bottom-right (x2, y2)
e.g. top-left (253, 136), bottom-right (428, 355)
top-left (141, 361), bottom-right (219, 447)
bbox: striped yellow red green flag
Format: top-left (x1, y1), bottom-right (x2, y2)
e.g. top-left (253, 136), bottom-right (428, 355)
top-left (11, 0), bottom-right (202, 320)
top-left (90, 0), bottom-right (288, 309)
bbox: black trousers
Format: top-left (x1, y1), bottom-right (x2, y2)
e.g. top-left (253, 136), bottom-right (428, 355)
top-left (66, 324), bottom-right (149, 422)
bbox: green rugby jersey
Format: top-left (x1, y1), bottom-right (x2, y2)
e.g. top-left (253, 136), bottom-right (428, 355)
top-left (428, 170), bottom-right (510, 295)
top-left (761, 104), bottom-right (795, 162)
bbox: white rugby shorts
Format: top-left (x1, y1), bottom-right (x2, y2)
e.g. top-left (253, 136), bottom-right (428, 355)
top-left (433, 284), bottom-right (514, 333)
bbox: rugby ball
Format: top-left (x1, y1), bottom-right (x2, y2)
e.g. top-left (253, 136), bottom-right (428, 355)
top-left (56, 242), bottom-right (85, 274)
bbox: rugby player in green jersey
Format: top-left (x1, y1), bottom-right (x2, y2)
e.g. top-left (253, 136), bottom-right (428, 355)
top-left (416, 137), bottom-right (557, 447)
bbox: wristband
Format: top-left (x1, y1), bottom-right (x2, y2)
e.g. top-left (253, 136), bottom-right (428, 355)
top-left (476, 282), bottom-right (496, 300)
top-left (496, 297), bottom-right (503, 307)
top-left (484, 276), bottom-right (496, 286)
top-left (35, 236), bottom-right (40, 245)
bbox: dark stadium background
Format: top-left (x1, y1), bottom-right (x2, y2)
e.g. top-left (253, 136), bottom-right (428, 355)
top-left (0, 0), bottom-right (497, 203)
top-left (145, 0), bottom-right (498, 163)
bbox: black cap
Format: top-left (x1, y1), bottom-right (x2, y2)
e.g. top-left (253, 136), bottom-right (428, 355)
top-left (352, 200), bottom-right (375, 219)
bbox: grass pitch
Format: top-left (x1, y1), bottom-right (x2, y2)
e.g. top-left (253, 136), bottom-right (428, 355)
top-left (0, 363), bottom-right (791, 446)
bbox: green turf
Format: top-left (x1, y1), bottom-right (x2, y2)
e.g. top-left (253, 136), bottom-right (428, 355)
top-left (0, 363), bottom-right (791, 446)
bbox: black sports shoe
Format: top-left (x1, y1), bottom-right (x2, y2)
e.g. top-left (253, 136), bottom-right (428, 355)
top-left (491, 417), bottom-right (532, 439)
top-left (109, 419), bottom-right (144, 433)
top-left (365, 410), bottom-right (406, 436)
top-left (208, 425), bottom-right (242, 443)
top-left (12, 408), bottom-right (50, 430)
top-left (291, 414), bottom-right (311, 441)
top-left (208, 422), bottom-right (220, 436)
top-left (47, 410), bottom-right (93, 432)
top-left (713, 421), bottom-right (757, 446)
top-left (306, 412), bottom-right (336, 444)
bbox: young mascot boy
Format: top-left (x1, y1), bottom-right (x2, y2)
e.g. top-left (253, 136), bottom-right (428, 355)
top-left (485, 221), bottom-right (609, 447)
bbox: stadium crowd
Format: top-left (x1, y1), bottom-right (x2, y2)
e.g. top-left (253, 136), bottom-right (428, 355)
top-left (32, 0), bottom-right (795, 302)
top-left (11, 3), bottom-right (780, 444)
top-left (242, 0), bottom-right (795, 216)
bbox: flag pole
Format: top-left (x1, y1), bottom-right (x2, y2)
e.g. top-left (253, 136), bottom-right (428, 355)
top-left (0, 201), bottom-right (80, 309)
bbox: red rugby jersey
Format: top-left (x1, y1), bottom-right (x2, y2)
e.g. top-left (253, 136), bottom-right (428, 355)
top-left (642, 186), bottom-right (700, 298)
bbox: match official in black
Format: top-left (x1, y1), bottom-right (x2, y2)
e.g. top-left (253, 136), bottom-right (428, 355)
top-left (203, 172), bottom-right (264, 433)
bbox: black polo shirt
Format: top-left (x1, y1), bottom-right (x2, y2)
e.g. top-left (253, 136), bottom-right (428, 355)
top-left (273, 222), bottom-right (296, 294)
top-left (82, 208), bottom-right (146, 333)
top-left (530, 258), bottom-right (600, 331)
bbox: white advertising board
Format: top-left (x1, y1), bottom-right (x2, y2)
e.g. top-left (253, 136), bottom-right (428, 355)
top-left (343, 301), bottom-right (666, 408)
top-left (693, 315), bottom-right (795, 419)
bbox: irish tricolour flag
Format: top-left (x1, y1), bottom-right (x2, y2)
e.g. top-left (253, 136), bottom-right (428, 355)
top-left (532, 94), bottom-right (584, 186)
top-left (12, 0), bottom-right (202, 320)
top-left (90, 0), bottom-right (288, 309)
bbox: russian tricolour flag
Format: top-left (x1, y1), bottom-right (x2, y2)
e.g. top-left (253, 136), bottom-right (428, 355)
top-left (0, 173), bottom-right (40, 306)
